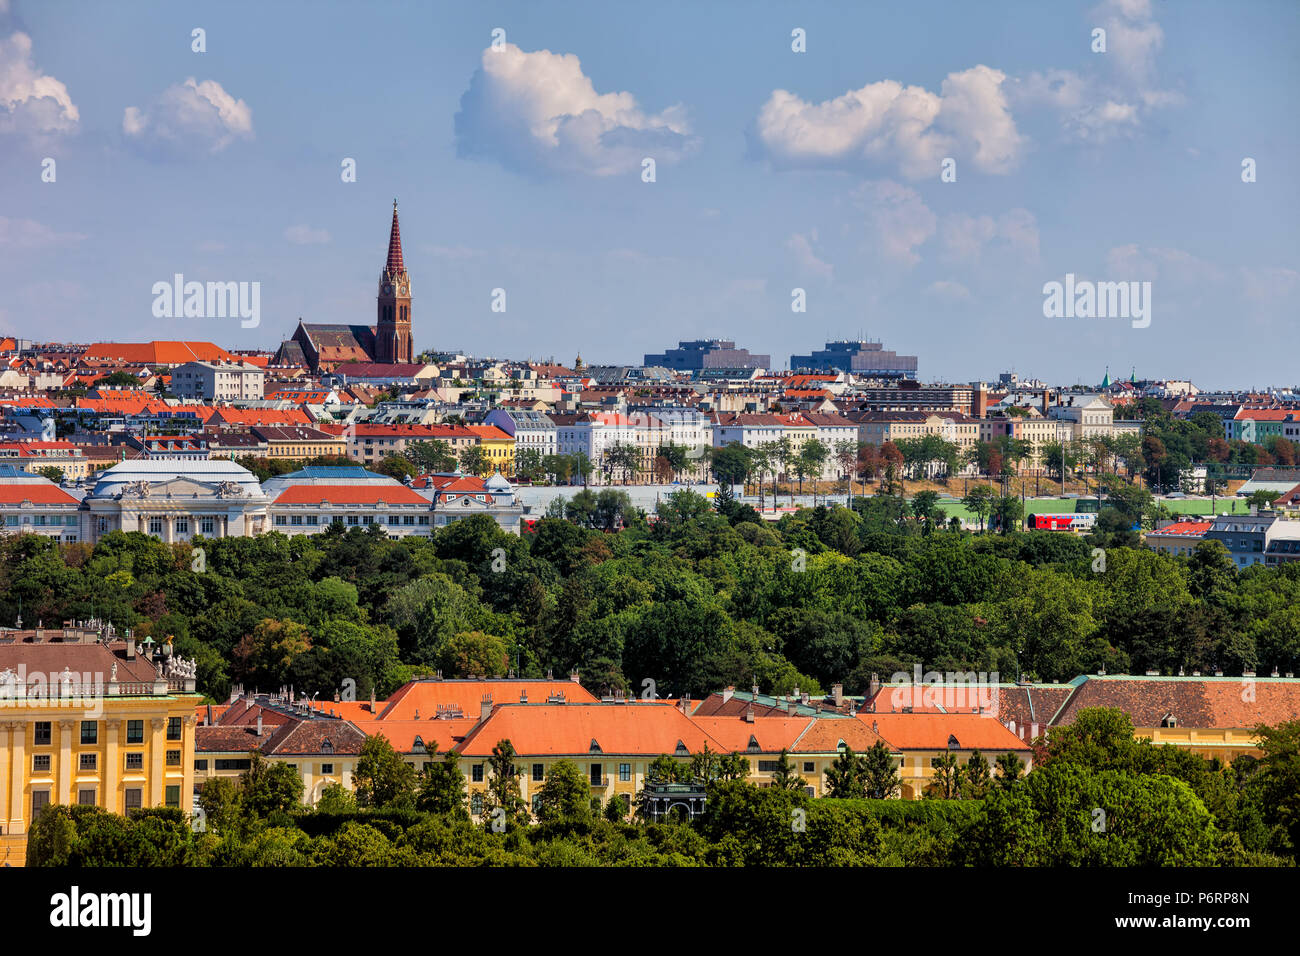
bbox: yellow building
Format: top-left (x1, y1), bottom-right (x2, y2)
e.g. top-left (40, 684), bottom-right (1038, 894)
top-left (0, 627), bottom-right (201, 866)
top-left (251, 425), bottom-right (347, 463)
top-left (1049, 674), bottom-right (1300, 763)
top-left (193, 697), bottom-right (367, 806)
top-left (466, 425), bottom-right (515, 476)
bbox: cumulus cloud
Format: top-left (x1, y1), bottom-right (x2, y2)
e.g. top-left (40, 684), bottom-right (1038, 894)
top-left (0, 31), bottom-right (79, 137)
top-left (1240, 266), bottom-right (1299, 302)
top-left (786, 230), bottom-right (833, 279)
top-left (284, 225), bottom-right (330, 245)
top-left (754, 65), bottom-right (1022, 179)
top-left (1009, 0), bottom-right (1179, 143)
top-left (0, 216), bottom-right (86, 246)
top-left (454, 43), bottom-right (696, 177)
top-left (942, 208), bottom-right (1039, 264)
top-left (122, 78), bottom-right (252, 157)
top-left (924, 280), bottom-right (972, 304)
top-left (1106, 244), bottom-right (1222, 283)
top-left (851, 180), bottom-right (936, 265)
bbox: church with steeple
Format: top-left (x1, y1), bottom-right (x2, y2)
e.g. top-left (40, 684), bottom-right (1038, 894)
top-left (274, 202), bottom-right (416, 371)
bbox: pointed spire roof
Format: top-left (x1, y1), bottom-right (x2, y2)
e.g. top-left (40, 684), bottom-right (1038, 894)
top-left (385, 200), bottom-right (405, 276)
top-left (1101, 366), bottom-right (1110, 389)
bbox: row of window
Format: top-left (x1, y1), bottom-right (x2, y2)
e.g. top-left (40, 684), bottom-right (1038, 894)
top-left (30, 718), bottom-right (183, 746)
top-left (3, 515), bottom-right (78, 527)
top-left (273, 514), bottom-right (429, 526)
top-left (30, 785), bottom-right (180, 817)
top-left (32, 749), bottom-right (181, 772)
top-left (195, 759), bottom-right (334, 774)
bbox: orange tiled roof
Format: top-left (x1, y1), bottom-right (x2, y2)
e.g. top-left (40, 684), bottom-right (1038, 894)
top-left (351, 718), bottom-right (479, 754)
top-left (272, 484), bottom-right (430, 506)
top-left (82, 341), bottom-right (239, 365)
top-left (0, 484), bottom-right (81, 505)
top-left (857, 713), bottom-right (1033, 752)
top-left (377, 679), bottom-right (598, 720)
top-left (457, 702), bottom-right (726, 757)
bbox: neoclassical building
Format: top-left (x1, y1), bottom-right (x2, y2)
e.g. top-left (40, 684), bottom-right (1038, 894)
top-left (80, 460), bottom-right (269, 544)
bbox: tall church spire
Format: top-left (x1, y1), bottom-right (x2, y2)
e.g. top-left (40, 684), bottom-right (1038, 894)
top-left (385, 199), bottom-right (405, 276)
top-left (376, 200), bottom-right (413, 364)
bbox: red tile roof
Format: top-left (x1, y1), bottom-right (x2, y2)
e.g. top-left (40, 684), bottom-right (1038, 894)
top-left (457, 702), bottom-right (724, 757)
top-left (272, 484), bottom-right (430, 506)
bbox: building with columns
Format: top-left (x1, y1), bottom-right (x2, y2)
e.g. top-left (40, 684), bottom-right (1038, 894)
top-left (79, 459), bottom-right (269, 544)
top-left (0, 624), bottom-right (201, 866)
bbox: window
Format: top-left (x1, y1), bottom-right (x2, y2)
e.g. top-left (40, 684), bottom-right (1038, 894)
top-left (80, 721), bottom-right (98, 745)
top-left (403, 515), bottom-right (415, 525)
top-left (321, 763), bottom-right (334, 775)
top-left (758, 760), bottom-right (782, 773)
top-left (590, 763), bottom-right (602, 786)
top-left (619, 763), bottom-right (631, 782)
top-left (274, 515), bottom-right (288, 526)
top-left (347, 515), bottom-right (359, 525)
top-left (31, 790), bottom-right (50, 817)
top-left (290, 515), bottom-right (303, 525)
top-left (125, 752), bottom-right (143, 771)
top-left (472, 765), bottom-right (484, 782)
top-left (418, 516), bottom-right (429, 525)
top-left (470, 794), bottom-right (484, 815)
top-left (124, 789), bottom-right (142, 811)
top-left (166, 749), bottom-right (181, 767)
top-left (149, 518), bottom-right (163, 535)
top-left (201, 517), bottom-right (215, 534)
top-left (78, 789), bottom-right (96, 806)
top-left (127, 720), bottom-right (144, 744)
top-left (388, 516), bottom-right (400, 526)
top-left (167, 717), bottom-right (182, 741)
top-left (175, 519), bottom-right (188, 534)
top-left (532, 763), bottom-right (544, 782)
top-left (803, 762), bottom-right (816, 773)
top-left (79, 753), bottom-right (97, 771)
top-left (306, 515), bottom-right (318, 526)
top-left (214, 759), bottom-right (251, 771)
top-left (32, 754), bottom-right (51, 773)
top-left (34, 721), bottom-right (51, 746)
top-left (194, 759), bottom-right (208, 771)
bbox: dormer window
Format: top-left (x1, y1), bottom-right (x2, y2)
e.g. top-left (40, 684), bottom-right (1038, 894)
top-left (947, 734), bottom-right (960, 750)
top-left (746, 735), bottom-right (761, 753)
top-left (589, 739), bottom-right (602, 753)
top-left (321, 739), bottom-right (334, 754)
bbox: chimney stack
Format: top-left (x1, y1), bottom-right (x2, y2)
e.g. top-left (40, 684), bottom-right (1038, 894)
top-left (569, 669), bottom-right (581, 683)
top-left (479, 694), bottom-right (493, 724)
top-left (744, 703), bottom-right (755, 723)
top-left (126, 636), bottom-right (136, 659)
top-left (868, 672), bottom-right (880, 699)
top-left (721, 685), bottom-right (734, 703)
top-left (370, 688), bottom-right (376, 713)
top-left (256, 714), bottom-right (262, 736)
top-left (832, 683), bottom-right (843, 707)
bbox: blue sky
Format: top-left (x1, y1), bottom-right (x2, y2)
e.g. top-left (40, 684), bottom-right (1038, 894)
top-left (1, 0), bottom-right (1296, 388)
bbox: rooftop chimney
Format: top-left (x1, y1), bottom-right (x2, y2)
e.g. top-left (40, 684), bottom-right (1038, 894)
top-left (744, 703), bottom-right (755, 723)
top-left (832, 683), bottom-right (843, 707)
top-left (721, 686), bottom-right (734, 703)
top-left (256, 714), bottom-right (262, 736)
top-left (126, 636), bottom-right (136, 659)
top-left (570, 669), bottom-right (581, 683)
top-left (479, 694), bottom-right (493, 724)
top-left (868, 672), bottom-right (880, 699)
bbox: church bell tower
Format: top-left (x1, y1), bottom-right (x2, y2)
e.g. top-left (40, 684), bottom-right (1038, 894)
top-left (376, 200), bottom-right (412, 364)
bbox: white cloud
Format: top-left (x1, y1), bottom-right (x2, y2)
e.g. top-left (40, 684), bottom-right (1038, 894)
top-left (924, 280), bottom-right (972, 304)
top-left (754, 65), bottom-right (1022, 179)
top-left (851, 180), bottom-right (936, 265)
top-left (0, 216), bottom-right (86, 246)
top-left (454, 43), bottom-right (696, 177)
top-left (284, 225), bottom-right (330, 245)
top-left (0, 31), bottom-right (79, 138)
top-left (786, 230), bottom-right (833, 279)
top-left (1010, 1), bottom-right (1179, 144)
top-left (122, 78), bottom-right (253, 157)
top-left (1106, 244), bottom-right (1222, 283)
top-left (942, 208), bottom-right (1039, 264)
top-left (1241, 266), bottom-right (1300, 302)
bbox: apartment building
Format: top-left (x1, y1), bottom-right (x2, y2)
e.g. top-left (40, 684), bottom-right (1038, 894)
top-left (346, 423), bottom-right (479, 464)
top-left (0, 468), bottom-right (82, 543)
top-left (0, 626), bottom-right (201, 865)
top-left (171, 361), bottom-right (265, 402)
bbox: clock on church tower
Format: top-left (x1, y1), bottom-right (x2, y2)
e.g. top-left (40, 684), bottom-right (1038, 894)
top-left (376, 199), bottom-right (413, 364)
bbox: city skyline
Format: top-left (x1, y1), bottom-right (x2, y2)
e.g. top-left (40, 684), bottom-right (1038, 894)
top-left (1, 0), bottom-right (1297, 389)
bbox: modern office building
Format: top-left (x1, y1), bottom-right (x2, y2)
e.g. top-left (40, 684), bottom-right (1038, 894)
top-left (790, 340), bottom-right (918, 378)
top-left (643, 340), bottom-right (770, 372)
